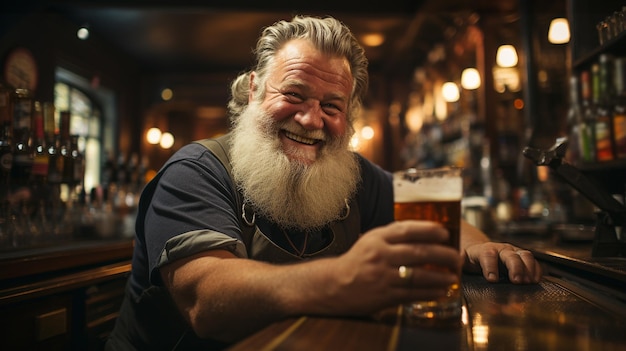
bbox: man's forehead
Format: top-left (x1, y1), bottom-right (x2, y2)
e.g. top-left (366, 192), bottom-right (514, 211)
top-left (271, 40), bottom-right (353, 92)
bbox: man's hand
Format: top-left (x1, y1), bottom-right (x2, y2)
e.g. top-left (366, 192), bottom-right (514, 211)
top-left (463, 242), bottom-right (543, 284)
top-left (333, 220), bottom-right (463, 314)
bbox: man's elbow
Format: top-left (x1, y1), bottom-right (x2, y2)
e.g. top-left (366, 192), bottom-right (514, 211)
top-left (187, 309), bottom-right (246, 343)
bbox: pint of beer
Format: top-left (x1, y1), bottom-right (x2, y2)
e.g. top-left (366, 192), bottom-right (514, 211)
top-left (393, 167), bottom-right (463, 323)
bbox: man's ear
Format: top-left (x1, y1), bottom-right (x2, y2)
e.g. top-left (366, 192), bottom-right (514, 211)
top-left (248, 71), bottom-right (257, 103)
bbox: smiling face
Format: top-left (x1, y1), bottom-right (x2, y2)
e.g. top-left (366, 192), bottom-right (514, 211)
top-left (230, 39), bottom-right (361, 230)
top-left (250, 39), bottom-right (354, 165)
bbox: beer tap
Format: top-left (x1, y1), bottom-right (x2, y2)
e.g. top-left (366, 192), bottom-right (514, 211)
top-left (522, 138), bottom-right (626, 257)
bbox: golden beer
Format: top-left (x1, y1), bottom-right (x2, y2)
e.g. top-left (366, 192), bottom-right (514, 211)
top-left (393, 167), bottom-right (463, 323)
top-left (394, 199), bottom-right (461, 250)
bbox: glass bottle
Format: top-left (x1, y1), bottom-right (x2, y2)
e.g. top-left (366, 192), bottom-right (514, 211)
top-left (0, 122), bottom-right (12, 200)
top-left (11, 89), bottom-right (33, 188)
top-left (11, 89), bottom-right (31, 138)
top-left (70, 135), bottom-right (83, 186)
top-left (0, 122), bottom-right (12, 249)
top-left (43, 102), bottom-right (56, 162)
top-left (613, 57), bottom-right (626, 158)
top-left (0, 83), bottom-right (12, 198)
top-left (59, 111), bottom-right (73, 184)
top-left (27, 102), bottom-right (50, 237)
top-left (48, 134), bottom-right (63, 184)
top-left (0, 82), bottom-right (11, 127)
top-left (565, 75), bottom-right (583, 164)
top-left (44, 102), bottom-right (62, 184)
top-left (579, 70), bottom-right (596, 162)
top-left (594, 54), bottom-right (615, 162)
top-left (31, 101), bottom-right (49, 184)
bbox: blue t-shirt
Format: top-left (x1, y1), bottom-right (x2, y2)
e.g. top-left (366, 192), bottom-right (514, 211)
top-left (128, 141), bottom-right (394, 297)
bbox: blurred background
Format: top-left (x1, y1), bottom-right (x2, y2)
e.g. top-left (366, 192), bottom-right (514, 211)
top-left (2, 1), bottom-right (626, 349)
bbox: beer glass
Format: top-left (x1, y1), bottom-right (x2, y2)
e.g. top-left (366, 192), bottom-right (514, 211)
top-left (393, 167), bottom-right (463, 324)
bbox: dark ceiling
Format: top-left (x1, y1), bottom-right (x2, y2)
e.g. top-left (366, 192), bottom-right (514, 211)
top-left (10, 0), bottom-right (520, 75)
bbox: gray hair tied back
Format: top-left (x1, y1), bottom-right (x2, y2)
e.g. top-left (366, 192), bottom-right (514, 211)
top-left (227, 15), bottom-right (369, 123)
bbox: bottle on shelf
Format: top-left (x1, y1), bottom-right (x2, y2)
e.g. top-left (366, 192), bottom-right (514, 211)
top-left (0, 121), bottom-right (12, 249)
top-left (0, 83), bottom-right (12, 199)
top-left (0, 81), bottom-right (11, 125)
top-left (0, 82), bottom-right (13, 249)
top-left (69, 135), bottom-right (84, 187)
top-left (59, 111), bottom-right (73, 185)
top-left (565, 75), bottom-right (583, 164)
top-left (0, 122), bottom-right (12, 196)
top-left (43, 102), bottom-right (55, 139)
top-left (28, 102), bottom-right (52, 241)
top-left (579, 70), bottom-right (596, 162)
top-left (613, 57), bottom-right (626, 158)
top-left (11, 88), bottom-right (33, 188)
top-left (57, 111), bottom-right (76, 237)
top-left (594, 54), bottom-right (615, 162)
top-left (43, 102), bottom-right (62, 184)
top-left (31, 101), bottom-right (49, 185)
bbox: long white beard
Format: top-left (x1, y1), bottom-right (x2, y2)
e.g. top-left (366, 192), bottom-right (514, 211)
top-left (230, 102), bottom-right (361, 231)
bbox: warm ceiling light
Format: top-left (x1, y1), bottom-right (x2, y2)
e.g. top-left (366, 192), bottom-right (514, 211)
top-left (161, 88), bottom-right (173, 101)
top-left (160, 132), bottom-right (175, 149)
top-left (496, 45), bottom-right (518, 68)
top-left (146, 127), bottom-right (162, 144)
top-left (77, 26), bottom-right (89, 40)
top-left (360, 125), bottom-right (374, 140)
top-left (361, 33), bottom-right (385, 47)
top-left (442, 82), bottom-right (460, 102)
top-left (548, 18), bottom-right (570, 44)
top-left (461, 68), bottom-right (481, 90)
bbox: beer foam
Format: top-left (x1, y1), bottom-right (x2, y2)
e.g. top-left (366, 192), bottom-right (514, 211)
top-left (393, 172), bottom-right (462, 203)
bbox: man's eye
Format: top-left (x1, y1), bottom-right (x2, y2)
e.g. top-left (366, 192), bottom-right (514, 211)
top-left (284, 92), bottom-right (303, 101)
top-left (322, 103), bottom-right (342, 114)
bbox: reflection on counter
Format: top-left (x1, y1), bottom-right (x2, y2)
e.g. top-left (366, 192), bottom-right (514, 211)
top-left (463, 274), bottom-right (626, 351)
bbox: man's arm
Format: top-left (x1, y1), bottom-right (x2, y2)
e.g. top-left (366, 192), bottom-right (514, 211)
top-left (160, 221), bottom-right (461, 342)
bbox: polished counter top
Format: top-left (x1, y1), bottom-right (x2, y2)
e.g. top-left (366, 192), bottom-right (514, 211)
top-left (229, 227), bottom-right (626, 351)
top-left (495, 231), bottom-right (626, 309)
top-left (0, 237), bottom-right (133, 306)
top-left (0, 238), bottom-right (133, 282)
top-left (228, 274), bottom-right (626, 351)
top-left (1, 220), bottom-right (624, 350)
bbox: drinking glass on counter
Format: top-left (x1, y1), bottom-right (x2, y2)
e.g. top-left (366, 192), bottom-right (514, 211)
top-left (393, 167), bottom-right (463, 324)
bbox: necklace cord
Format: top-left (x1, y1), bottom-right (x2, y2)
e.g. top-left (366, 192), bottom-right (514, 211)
top-left (282, 228), bottom-right (309, 257)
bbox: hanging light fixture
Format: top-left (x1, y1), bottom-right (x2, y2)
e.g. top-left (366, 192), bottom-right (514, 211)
top-left (360, 125), bottom-right (375, 140)
top-left (77, 24), bottom-right (90, 40)
top-left (361, 33), bottom-right (385, 47)
top-left (496, 45), bottom-right (518, 67)
top-left (461, 68), bottom-right (481, 90)
top-left (146, 127), bottom-right (162, 144)
top-left (442, 82), bottom-right (460, 102)
top-left (548, 18), bottom-right (570, 44)
top-left (161, 88), bottom-right (174, 101)
top-left (160, 132), bottom-right (175, 149)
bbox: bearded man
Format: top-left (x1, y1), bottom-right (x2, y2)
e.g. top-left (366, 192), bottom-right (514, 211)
top-left (106, 15), bottom-right (542, 351)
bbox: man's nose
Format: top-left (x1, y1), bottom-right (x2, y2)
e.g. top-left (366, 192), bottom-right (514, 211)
top-left (294, 100), bottom-right (324, 130)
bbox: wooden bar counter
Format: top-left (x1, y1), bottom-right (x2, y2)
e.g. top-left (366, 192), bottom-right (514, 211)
top-left (0, 238), bottom-right (134, 350)
top-left (229, 273), bottom-right (626, 351)
top-left (229, 235), bottom-right (626, 351)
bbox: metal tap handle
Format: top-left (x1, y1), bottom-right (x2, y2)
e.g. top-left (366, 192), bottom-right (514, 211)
top-left (522, 138), bottom-right (626, 222)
